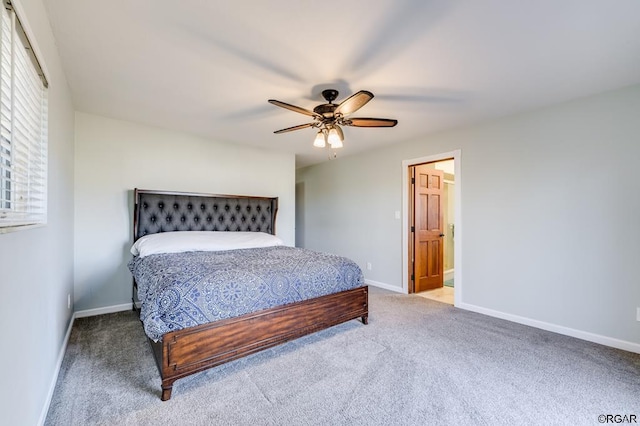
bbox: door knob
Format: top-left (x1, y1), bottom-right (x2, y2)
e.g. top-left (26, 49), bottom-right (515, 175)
top-left (439, 233), bottom-right (445, 237)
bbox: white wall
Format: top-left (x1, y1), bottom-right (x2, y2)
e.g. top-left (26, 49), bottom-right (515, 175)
top-left (0, 0), bottom-right (75, 424)
top-left (74, 112), bottom-right (295, 311)
top-left (297, 84), bottom-right (640, 349)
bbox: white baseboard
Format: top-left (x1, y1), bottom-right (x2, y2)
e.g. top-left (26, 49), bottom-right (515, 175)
top-left (365, 279), bottom-right (405, 294)
top-left (74, 302), bottom-right (135, 318)
top-left (444, 269), bottom-right (454, 281)
top-left (457, 302), bottom-right (640, 355)
top-left (38, 312), bottom-right (76, 426)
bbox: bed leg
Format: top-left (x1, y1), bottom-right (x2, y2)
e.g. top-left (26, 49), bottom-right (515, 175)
top-left (361, 315), bottom-right (368, 325)
top-left (161, 384), bottom-right (173, 401)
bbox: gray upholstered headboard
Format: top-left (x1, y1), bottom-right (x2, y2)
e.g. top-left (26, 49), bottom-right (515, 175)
top-left (133, 189), bottom-right (278, 240)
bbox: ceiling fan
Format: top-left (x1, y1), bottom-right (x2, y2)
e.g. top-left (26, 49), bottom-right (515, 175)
top-left (268, 89), bottom-right (398, 149)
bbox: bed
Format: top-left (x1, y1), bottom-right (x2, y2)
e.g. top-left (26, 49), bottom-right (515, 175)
top-left (129, 188), bottom-right (369, 400)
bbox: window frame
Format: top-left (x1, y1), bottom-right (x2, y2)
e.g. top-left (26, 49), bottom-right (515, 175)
top-left (0, 0), bottom-right (48, 233)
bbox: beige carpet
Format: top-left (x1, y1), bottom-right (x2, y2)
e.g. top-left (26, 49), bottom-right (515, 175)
top-left (45, 290), bottom-right (640, 425)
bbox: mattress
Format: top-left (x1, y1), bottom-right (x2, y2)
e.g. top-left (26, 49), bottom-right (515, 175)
top-left (128, 245), bottom-right (364, 341)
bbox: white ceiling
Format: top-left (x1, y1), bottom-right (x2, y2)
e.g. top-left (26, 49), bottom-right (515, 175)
top-left (43, 0), bottom-right (640, 168)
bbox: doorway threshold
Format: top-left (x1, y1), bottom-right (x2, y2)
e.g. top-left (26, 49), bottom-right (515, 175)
top-left (416, 287), bottom-right (454, 305)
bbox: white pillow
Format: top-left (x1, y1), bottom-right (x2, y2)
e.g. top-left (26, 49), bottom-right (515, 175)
top-left (131, 231), bottom-right (284, 257)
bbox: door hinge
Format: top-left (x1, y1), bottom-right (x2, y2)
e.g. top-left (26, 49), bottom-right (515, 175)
top-left (411, 177), bottom-right (415, 184)
top-left (411, 226), bottom-right (415, 233)
top-left (411, 274), bottom-right (415, 281)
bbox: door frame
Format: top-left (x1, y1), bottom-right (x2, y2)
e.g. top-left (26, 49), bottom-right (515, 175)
top-left (402, 150), bottom-right (462, 306)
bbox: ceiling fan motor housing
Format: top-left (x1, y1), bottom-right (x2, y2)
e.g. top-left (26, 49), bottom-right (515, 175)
top-left (313, 103), bottom-right (338, 119)
top-left (313, 89), bottom-right (340, 119)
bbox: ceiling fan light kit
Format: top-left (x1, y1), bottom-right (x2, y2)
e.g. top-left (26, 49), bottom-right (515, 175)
top-left (269, 89), bottom-right (397, 149)
top-left (327, 127), bottom-right (343, 148)
top-left (313, 130), bottom-right (327, 148)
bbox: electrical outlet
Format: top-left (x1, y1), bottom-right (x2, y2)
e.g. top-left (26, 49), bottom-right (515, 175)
top-left (366, 262), bottom-right (372, 271)
top-left (67, 293), bottom-right (71, 310)
top-left (637, 307), bottom-right (640, 322)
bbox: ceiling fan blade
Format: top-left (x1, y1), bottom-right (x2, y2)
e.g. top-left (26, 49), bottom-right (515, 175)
top-left (346, 117), bottom-right (398, 127)
top-left (268, 99), bottom-right (319, 118)
top-left (273, 122), bottom-right (315, 134)
top-left (334, 90), bottom-right (374, 116)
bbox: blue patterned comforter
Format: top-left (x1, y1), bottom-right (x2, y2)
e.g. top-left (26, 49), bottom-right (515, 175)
top-left (128, 245), bottom-right (364, 341)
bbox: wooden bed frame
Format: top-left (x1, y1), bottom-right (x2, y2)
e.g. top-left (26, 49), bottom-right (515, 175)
top-left (132, 188), bottom-right (368, 400)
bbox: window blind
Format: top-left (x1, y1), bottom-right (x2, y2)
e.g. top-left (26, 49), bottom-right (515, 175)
top-left (0, 1), bottom-right (48, 229)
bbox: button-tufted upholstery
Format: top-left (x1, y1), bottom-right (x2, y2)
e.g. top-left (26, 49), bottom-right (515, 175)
top-left (134, 191), bottom-right (278, 240)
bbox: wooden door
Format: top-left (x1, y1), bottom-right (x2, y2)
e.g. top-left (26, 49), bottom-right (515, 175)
top-left (413, 165), bottom-right (444, 292)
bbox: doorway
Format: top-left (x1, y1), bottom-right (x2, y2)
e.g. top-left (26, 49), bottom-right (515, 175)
top-left (402, 150), bottom-right (461, 306)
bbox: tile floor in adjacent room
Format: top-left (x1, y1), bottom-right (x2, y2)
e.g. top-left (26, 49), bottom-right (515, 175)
top-left (416, 286), bottom-right (454, 305)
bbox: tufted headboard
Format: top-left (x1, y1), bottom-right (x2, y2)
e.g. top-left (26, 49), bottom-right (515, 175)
top-left (133, 189), bottom-right (278, 241)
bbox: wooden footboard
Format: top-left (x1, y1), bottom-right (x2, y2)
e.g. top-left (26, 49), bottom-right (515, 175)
top-left (148, 286), bottom-right (368, 400)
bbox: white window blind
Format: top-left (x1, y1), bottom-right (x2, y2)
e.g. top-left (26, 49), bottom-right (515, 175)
top-left (0, 1), bottom-right (48, 229)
